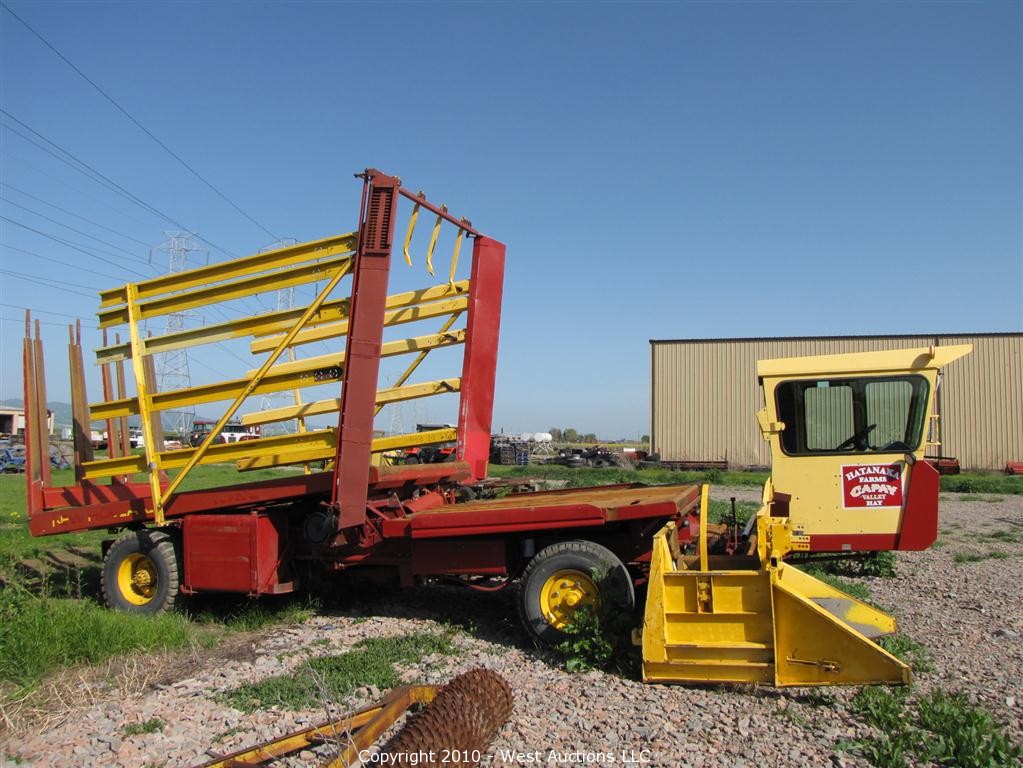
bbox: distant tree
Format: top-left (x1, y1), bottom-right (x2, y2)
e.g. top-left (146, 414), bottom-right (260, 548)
top-left (564, 428), bottom-right (579, 443)
top-left (581, 433), bottom-right (597, 443)
top-left (641, 434), bottom-right (650, 445)
top-left (549, 427), bottom-right (563, 443)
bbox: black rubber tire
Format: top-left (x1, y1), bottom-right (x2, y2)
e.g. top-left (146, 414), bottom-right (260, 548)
top-left (517, 539), bottom-right (635, 646)
top-left (101, 529), bottom-right (180, 614)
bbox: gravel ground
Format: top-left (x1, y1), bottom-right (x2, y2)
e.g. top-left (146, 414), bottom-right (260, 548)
top-left (2, 487), bottom-right (1020, 768)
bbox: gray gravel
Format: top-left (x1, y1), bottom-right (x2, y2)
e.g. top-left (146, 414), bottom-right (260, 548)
top-left (2, 487), bottom-right (1020, 768)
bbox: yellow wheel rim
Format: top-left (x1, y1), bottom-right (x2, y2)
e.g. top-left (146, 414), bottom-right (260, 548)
top-left (539, 569), bottom-right (600, 631)
top-left (116, 553), bottom-right (158, 606)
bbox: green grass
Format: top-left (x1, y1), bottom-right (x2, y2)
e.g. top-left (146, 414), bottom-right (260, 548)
top-left (122, 718), bottom-right (164, 736)
top-left (0, 584), bottom-right (206, 692)
top-left (224, 632), bottom-right (455, 712)
top-left (802, 566), bottom-right (873, 603)
top-left (953, 551), bottom-right (1013, 564)
top-left (977, 529), bottom-right (1021, 544)
top-left (846, 686), bottom-right (1022, 768)
top-left (707, 499), bottom-right (760, 525)
top-left (0, 470), bottom-right (316, 700)
top-left (878, 634), bottom-right (934, 674)
top-left (487, 463), bottom-right (769, 488)
top-left (489, 464), bottom-right (1022, 496)
top-left (941, 473), bottom-right (1023, 496)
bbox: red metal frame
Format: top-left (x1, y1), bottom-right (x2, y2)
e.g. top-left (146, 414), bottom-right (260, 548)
top-left (331, 170), bottom-right (400, 529)
top-left (19, 168), bottom-right (704, 601)
top-left (456, 236), bottom-right (505, 480)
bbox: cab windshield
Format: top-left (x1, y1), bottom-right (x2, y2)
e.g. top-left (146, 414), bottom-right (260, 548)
top-left (775, 375), bottom-right (930, 455)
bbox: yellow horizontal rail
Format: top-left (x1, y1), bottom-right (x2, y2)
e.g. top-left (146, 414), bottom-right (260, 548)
top-left (235, 428), bottom-right (458, 471)
top-left (242, 377), bottom-right (461, 427)
top-left (81, 426), bottom-right (456, 480)
top-left (245, 329), bottom-right (466, 378)
top-left (81, 429), bottom-right (336, 479)
top-left (99, 255), bottom-right (351, 328)
top-left (89, 329), bottom-right (467, 421)
top-left (99, 233), bottom-right (356, 308)
top-left (250, 296), bottom-right (468, 353)
top-left (250, 281), bottom-right (469, 338)
top-left (95, 280), bottom-right (470, 365)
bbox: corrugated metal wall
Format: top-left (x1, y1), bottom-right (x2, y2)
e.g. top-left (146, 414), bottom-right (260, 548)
top-left (650, 333), bottom-right (1022, 470)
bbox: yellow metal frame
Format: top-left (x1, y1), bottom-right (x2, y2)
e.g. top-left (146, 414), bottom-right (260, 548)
top-left (198, 684), bottom-right (438, 768)
top-left (80, 217), bottom-right (474, 523)
top-left (640, 516), bottom-right (910, 687)
top-left (640, 346), bottom-right (974, 687)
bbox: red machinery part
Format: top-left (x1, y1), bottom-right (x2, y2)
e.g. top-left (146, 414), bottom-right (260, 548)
top-left (182, 512), bottom-right (294, 596)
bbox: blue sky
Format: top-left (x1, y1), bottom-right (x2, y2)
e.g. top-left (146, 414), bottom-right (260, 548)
top-left (1, 1), bottom-right (1020, 439)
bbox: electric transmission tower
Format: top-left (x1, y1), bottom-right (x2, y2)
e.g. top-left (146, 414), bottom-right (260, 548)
top-left (258, 238), bottom-right (301, 435)
top-left (150, 232), bottom-right (207, 438)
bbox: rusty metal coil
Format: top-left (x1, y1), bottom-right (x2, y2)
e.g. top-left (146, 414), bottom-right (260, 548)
top-left (379, 668), bottom-right (514, 767)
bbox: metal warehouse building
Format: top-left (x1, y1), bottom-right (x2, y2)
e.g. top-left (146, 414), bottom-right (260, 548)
top-left (650, 333), bottom-right (1022, 471)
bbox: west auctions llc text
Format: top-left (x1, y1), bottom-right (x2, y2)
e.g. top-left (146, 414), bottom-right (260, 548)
top-left (494, 749), bottom-right (653, 765)
top-left (359, 748), bottom-right (654, 766)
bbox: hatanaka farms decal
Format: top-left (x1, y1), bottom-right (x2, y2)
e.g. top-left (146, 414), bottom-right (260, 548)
top-left (842, 464), bottom-right (904, 508)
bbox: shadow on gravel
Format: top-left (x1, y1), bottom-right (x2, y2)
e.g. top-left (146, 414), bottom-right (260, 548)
top-left (322, 583), bottom-right (530, 652)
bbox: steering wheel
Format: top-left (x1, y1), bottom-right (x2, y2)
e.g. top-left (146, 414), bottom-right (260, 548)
top-left (836, 423), bottom-right (876, 451)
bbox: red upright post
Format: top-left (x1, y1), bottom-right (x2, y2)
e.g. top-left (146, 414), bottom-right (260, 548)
top-left (456, 237), bottom-right (506, 480)
top-left (332, 170), bottom-right (400, 530)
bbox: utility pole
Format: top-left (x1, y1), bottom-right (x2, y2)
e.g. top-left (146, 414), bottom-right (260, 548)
top-left (150, 232), bottom-right (206, 439)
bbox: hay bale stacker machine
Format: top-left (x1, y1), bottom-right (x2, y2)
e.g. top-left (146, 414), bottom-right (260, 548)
top-left (20, 168), bottom-right (969, 688)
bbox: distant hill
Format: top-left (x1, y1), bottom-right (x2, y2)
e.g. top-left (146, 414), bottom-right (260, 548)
top-left (1, 398), bottom-right (74, 427)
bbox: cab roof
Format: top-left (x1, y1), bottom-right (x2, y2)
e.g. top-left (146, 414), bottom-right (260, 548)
top-left (756, 344), bottom-right (972, 378)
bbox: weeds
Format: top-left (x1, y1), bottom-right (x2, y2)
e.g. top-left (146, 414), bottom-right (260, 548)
top-left (802, 566), bottom-right (873, 603)
top-left (954, 551), bottom-right (1012, 564)
top-left (556, 606), bottom-right (616, 672)
top-left (123, 718), bottom-right (164, 736)
top-left (552, 566), bottom-right (639, 676)
top-left (941, 474), bottom-right (1023, 496)
top-left (979, 529), bottom-right (1020, 543)
top-left (845, 686), bottom-right (1022, 767)
top-left (224, 632), bottom-right (455, 712)
top-left (915, 690), bottom-right (1022, 767)
top-left (707, 499), bottom-right (759, 526)
top-left (0, 585), bottom-right (202, 693)
top-left (877, 635), bottom-right (934, 674)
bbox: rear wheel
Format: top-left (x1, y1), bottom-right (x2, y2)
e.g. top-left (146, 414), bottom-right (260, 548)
top-left (517, 540), bottom-right (635, 646)
top-left (102, 529), bottom-right (180, 614)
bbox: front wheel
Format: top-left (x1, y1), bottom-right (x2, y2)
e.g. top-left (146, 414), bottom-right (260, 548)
top-left (101, 529), bottom-right (180, 614)
top-left (517, 540), bottom-right (635, 646)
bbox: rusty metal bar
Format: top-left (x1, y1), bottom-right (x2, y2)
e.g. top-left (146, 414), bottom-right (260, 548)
top-left (32, 320), bottom-right (51, 488)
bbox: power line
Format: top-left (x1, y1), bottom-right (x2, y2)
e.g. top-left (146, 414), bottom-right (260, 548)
top-left (0, 181), bottom-right (152, 247)
top-left (1, 195), bottom-right (146, 261)
top-left (0, 301), bottom-right (93, 320)
top-left (0, 149), bottom-right (156, 229)
top-left (0, 111), bottom-right (237, 259)
top-left (1, 1), bottom-right (280, 241)
top-left (0, 215), bottom-right (150, 276)
top-left (1, 269), bottom-right (99, 297)
top-left (0, 314), bottom-right (98, 329)
top-left (0, 243), bottom-right (123, 282)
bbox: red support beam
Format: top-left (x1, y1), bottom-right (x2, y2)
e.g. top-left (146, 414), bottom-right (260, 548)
top-left (332, 170), bottom-right (400, 530)
top-left (456, 237), bottom-right (506, 480)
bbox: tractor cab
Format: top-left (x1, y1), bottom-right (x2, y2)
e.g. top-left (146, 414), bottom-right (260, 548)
top-left (641, 345), bottom-right (972, 687)
top-left (755, 345), bottom-right (972, 553)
